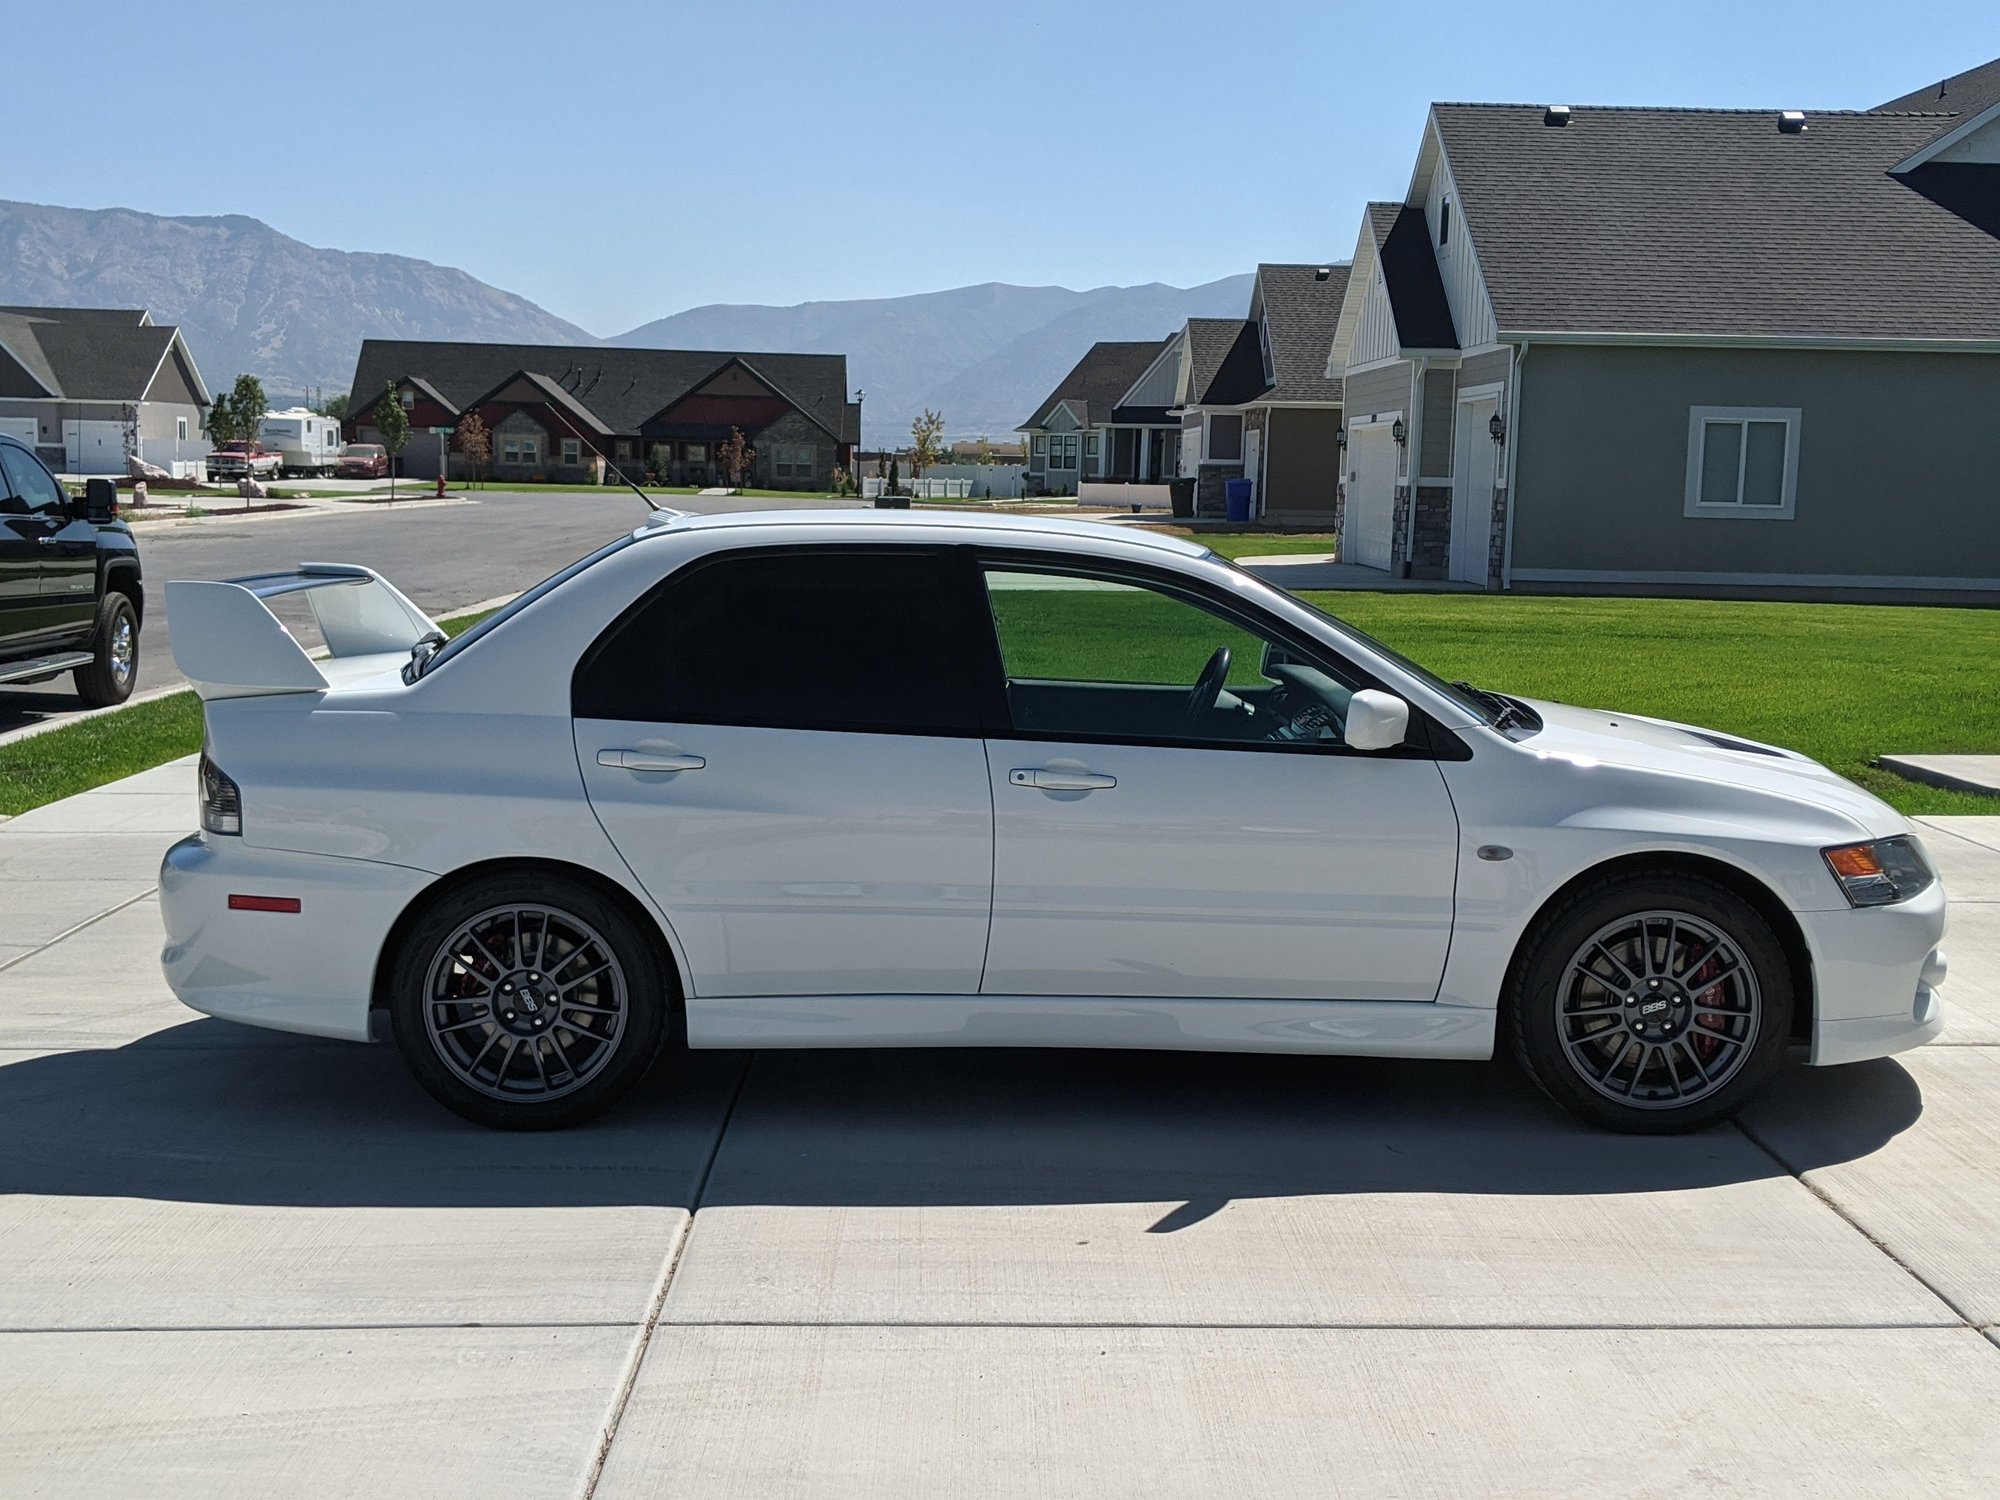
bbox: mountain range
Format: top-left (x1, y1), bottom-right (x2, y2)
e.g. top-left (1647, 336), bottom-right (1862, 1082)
top-left (0, 199), bottom-right (1259, 442)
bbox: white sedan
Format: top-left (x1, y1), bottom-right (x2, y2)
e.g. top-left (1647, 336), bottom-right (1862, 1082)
top-left (158, 512), bottom-right (1948, 1132)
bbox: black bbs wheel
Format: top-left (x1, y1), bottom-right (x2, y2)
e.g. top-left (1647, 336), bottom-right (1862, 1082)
top-left (1508, 870), bottom-right (1792, 1133)
top-left (388, 872), bottom-right (669, 1129)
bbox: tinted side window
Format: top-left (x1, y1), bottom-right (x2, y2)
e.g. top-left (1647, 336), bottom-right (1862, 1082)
top-left (0, 446), bottom-right (65, 514)
top-left (574, 550), bottom-right (994, 735)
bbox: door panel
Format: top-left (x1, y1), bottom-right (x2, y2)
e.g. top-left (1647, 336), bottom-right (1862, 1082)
top-left (577, 721), bottom-right (995, 997)
top-left (982, 741), bottom-right (1458, 1000)
top-left (38, 515), bottom-right (100, 638)
top-left (1451, 398), bottom-right (1498, 585)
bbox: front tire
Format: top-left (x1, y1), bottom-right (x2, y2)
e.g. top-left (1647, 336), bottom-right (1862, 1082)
top-left (73, 592), bottom-right (138, 707)
top-left (387, 873), bottom-right (669, 1129)
top-left (1507, 870), bottom-right (1793, 1133)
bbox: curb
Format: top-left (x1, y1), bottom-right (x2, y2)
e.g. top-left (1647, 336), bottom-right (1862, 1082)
top-left (125, 495), bottom-right (475, 528)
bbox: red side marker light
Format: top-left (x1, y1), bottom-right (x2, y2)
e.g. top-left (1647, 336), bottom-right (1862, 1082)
top-left (228, 894), bottom-right (302, 914)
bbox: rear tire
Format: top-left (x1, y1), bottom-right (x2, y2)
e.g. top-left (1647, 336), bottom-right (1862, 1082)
top-left (388, 872), bottom-right (669, 1129)
top-left (1507, 869), bottom-right (1793, 1133)
top-left (73, 592), bottom-right (138, 707)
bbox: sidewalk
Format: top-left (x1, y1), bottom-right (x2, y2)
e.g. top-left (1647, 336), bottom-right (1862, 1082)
top-left (2, 762), bottom-right (1998, 1496)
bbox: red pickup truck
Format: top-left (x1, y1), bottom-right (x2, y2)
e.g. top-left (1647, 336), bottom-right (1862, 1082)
top-left (206, 442), bottom-right (283, 483)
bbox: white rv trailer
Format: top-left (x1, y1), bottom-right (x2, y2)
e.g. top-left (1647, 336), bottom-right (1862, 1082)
top-left (257, 409), bottom-right (345, 477)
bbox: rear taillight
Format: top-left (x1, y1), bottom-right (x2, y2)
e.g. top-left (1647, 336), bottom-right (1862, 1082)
top-left (200, 754), bottom-right (242, 836)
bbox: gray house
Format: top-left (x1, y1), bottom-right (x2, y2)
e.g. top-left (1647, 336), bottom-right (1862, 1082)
top-left (0, 307), bottom-right (212, 477)
top-left (1018, 338), bottom-right (1184, 499)
top-left (1329, 59), bottom-right (2000, 599)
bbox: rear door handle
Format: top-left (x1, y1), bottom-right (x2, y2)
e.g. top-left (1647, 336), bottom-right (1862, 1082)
top-left (598, 749), bottom-right (706, 773)
top-left (1008, 767), bottom-right (1116, 791)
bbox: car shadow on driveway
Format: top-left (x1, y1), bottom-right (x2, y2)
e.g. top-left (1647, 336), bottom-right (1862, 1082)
top-left (0, 1021), bottom-right (1924, 1218)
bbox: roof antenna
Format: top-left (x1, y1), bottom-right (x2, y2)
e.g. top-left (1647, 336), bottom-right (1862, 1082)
top-left (531, 399), bottom-right (669, 517)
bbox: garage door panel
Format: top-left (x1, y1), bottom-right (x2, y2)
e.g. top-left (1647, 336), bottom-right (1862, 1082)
top-left (1347, 428), bottom-right (1396, 572)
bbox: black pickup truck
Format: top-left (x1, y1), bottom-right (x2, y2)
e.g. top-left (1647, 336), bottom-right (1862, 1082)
top-left (0, 434), bottom-right (143, 707)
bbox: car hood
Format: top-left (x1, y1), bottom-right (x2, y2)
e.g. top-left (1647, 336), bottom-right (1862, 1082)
top-left (1514, 698), bottom-right (1909, 838)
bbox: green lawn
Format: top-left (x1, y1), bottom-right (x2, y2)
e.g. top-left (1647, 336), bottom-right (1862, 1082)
top-left (0, 610), bottom-right (493, 818)
top-left (1299, 592), bottom-right (2000, 816)
top-left (1185, 532), bottom-right (1337, 561)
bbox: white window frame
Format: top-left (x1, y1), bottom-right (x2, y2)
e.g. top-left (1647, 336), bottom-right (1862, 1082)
top-left (176, 417), bottom-right (189, 441)
top-left (1683, 406), bottom-right (1800, 521)
top-left (399, 388), bottom-right (416, 410)
top-left (1031, 434), bottom-right (1047, 455)
top-left (561, 438), bottom-right (581, 466)
top-left (501, 434), bottom-right (541, 466)
top-left (1050, 433), bottom-right (1079, 471)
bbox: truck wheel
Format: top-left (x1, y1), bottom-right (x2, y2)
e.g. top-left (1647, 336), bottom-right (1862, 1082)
top-left (74, 592), bottom-right (139, 707)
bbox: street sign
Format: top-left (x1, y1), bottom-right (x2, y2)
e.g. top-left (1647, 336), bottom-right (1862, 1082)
top-left (428, 426), bottom-right (453, 435)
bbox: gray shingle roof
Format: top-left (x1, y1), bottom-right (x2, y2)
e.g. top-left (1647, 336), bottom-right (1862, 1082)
top-left (1876, 53), bottom-right (2000, 121)
top-left (1254, 263), bottom-right (1350, 403)
top-left (1430, 103), bottom-right (2000, 341)
top-left (1019, 339), bottom-right (1169, 429)
top-left (1190, 319), bottom-right (1266, 406)
top-left (1366, 202), bottom-right (1458, 351)
top-left (348, 341), bottom-right (852, 441)
top-left (0, 307), bottom-right (182, 400)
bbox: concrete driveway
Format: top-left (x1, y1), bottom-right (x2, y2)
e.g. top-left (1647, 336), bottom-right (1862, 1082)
top-left (2, 765), bottom-right (1997, 1496)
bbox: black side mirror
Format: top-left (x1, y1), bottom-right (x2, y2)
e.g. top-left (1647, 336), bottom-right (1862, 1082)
top-left (83, 477), bottom-right (118, 522)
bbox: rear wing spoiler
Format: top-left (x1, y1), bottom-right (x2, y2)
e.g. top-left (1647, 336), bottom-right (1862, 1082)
top-left (167, 563), bottom-right (438, 700)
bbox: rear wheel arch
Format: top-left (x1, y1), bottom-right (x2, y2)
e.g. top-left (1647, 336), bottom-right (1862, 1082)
top-left (103, 561), bottom-right (143, 628)
top-left (1505, 851), bottom-right (1815, 1045)
top-left (370, 857), bottom-right (689, 1036)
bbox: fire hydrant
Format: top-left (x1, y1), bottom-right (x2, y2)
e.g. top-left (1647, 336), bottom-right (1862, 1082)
top-left (435, 473), bottom-right (447, 498)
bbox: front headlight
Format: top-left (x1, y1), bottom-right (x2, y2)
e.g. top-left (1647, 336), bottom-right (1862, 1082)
top-left (1823, 836), bottom-right (1934, 907)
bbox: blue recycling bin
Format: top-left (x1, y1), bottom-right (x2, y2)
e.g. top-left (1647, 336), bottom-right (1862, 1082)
top-left (1224, 478), bottom-right (1253, 522)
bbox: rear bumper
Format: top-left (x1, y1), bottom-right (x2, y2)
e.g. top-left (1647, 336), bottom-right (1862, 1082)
top-left (159, 834), bottom-right (435, 1042)
top-left (1798, 881), bottom-right (1949, 1066)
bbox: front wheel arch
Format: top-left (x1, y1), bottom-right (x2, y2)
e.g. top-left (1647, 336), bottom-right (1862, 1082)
top-left (370, 857), bottom-right (688, 1041)
top-left (1504, 851), bottom-right (1815, 1045)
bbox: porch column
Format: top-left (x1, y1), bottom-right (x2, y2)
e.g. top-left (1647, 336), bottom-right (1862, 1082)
top-left (1137, 431), bottom-right (1150, 483)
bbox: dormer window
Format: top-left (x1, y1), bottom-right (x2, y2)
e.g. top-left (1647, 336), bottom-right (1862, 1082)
top-left (1440, 199), bottom-right (1452, 247)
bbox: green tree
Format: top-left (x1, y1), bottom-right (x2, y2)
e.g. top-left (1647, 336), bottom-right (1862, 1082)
top-left (315, 392), bottom-right (351, 422)
top-left (910, 408), bottom-right (946, 480)
top-left (454, 411), bottom-right (490, 488)
top-left (204, 391), bottom-right (238, 446)
top-left (375, 382), bottom-right (412, 499)
top-left (230, 374), bottom-right (268, 438)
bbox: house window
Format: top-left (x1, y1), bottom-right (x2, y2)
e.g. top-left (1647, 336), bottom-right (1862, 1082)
top-left (1032, 434), bottom-right (1047, 455)
top-left (501, 434), bottom-right (541, 466)
top-left (1050, 433), bottom-right (1079, 470)
top-left (773, 444), bottom-right (818, 480)
top-left (561, 438), bottom-right (581, 466)
top-left (615, 440), bottom-right (632, 460)
top-left (1083, 434), bottom-right (1099, 458)
top-left (1207, 414), bottom-right (1244, 462)
top-left (685, 443), bottom-right (707, 462)
top-left (1440, 198), bottom-right (1451, 246)
top-left (176, 417), bottom-right (189, 441)
top-left (1684, 407), bottom-right (1800, 520)
top-left (399, 389), bottom-right (415, 410)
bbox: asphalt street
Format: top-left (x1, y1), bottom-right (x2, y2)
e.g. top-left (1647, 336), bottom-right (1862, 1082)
top-left (0, 488), bottom-right (858, 737)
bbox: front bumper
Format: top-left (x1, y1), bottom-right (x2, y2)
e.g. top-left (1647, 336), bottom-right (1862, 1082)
top-left (159, 834), bottom-right (436, 1042)
top-left (1797, 878), bottom-right (1948, 1066)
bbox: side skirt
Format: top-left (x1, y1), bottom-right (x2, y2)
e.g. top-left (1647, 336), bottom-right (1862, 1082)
top-left (684, 994), bottom-right (1497, 1060)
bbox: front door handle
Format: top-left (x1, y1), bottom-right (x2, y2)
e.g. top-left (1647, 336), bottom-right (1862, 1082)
top-left (598, 748), bottom-right (706, 773)
top-left (1008, 767), bottom-right (1116, 791)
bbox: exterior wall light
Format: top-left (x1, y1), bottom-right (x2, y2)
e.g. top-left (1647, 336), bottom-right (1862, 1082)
top-left (1335, 426), bottom-right (1347, 449)
top-left (1488, 413), bottom-right (1506, 445)
top-left (1391, 418), bottom-right (1407, 447)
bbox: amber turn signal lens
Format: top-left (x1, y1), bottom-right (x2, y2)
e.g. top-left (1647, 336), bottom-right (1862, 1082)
top-left (1824, 845), bottom-right (1885, 880)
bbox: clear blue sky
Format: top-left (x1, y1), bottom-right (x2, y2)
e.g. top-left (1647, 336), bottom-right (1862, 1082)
top-left (13, 1), bottom-right (1995, 335)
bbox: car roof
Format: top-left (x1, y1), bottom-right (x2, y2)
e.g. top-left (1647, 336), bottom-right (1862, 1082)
top-left (635, 507), bottom-right (1213, 558)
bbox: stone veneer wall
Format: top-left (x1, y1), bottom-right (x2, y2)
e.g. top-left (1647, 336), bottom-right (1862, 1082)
top-left (1410, 484), bottom-right (1453, 579)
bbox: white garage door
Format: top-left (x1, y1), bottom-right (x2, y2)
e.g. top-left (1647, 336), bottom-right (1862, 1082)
top-left (0, 417), bottom-right (37, 450)
top-left (1346, 425), bottom-right (1398, 572)
top-left (63, 419), bottom-right (126, 475)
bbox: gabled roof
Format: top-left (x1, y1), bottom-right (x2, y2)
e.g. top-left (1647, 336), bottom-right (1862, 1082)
top-left (353, 373), bottom-right (462, 422)
top-left (1365, 202), bottom-right (1458, 352)
top-left (1876, 53), bottom-right (2000, 121)
top-left (1183, 318), bottom-right (1266, 406)
top-left (0, 306), bottom-right (201, 402)
top-left (1429, 103), bottom-right (2000, 341)
top-left (464, 369), bottom-right (614, 436)
top-left (347, 340), bottom-right (852, 439)
top-left (1019, 338), bottom-right (1171, 429)
top-left (1252, 262), bottom-right (1350, 402)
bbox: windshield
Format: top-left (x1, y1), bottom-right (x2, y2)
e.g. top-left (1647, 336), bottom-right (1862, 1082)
top-left (414, 533), bottom-right (640, 680)
top-left (1218, 558), bottom-right (1495, 723)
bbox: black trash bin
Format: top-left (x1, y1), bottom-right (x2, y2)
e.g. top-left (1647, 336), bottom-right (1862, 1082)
top-left (1169, 477), bottom-right (1196, 519)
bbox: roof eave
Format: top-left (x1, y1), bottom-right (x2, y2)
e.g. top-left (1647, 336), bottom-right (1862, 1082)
top-left (1497, 328), bottom-right (2000, 353)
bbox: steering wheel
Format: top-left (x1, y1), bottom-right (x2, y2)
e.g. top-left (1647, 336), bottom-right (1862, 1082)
top-left (1184, 646), bottom-right (1232, 723)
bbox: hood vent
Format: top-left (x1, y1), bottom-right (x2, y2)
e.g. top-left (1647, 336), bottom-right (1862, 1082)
top-left (1684, 728), bottom-right (1786, 758)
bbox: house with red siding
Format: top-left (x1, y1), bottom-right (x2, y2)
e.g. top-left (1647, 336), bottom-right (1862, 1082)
top-left (345, 340), bottom-right (858, 487)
